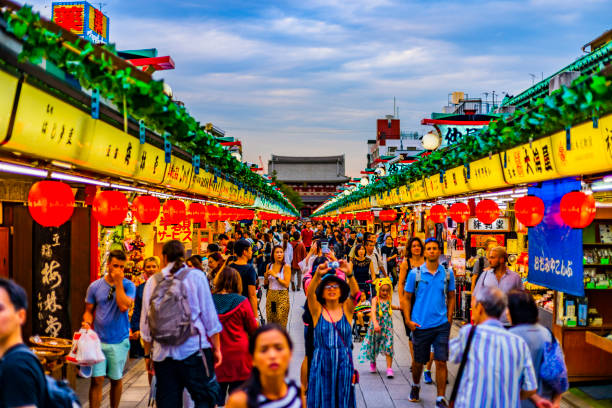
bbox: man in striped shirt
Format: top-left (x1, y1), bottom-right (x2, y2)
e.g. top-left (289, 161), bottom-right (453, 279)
top-left (449, 287), bottom-right (550, 408)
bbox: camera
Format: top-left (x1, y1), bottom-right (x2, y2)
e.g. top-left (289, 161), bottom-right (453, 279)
top-left (329, 261), bottom-right (340, 270)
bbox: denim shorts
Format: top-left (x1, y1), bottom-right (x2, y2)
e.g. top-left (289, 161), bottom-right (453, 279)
top-left (92, 338), bottom-right (130, 380)
top-left (412, 321), bottom-right (450, 364)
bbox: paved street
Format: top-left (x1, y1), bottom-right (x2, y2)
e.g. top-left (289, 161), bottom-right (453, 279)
top-left (81, 287), bottom-right (579, 408)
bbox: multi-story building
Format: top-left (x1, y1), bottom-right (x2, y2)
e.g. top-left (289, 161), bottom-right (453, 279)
top-left (367, 115), bottom-right (423, 171)
top-left (268, 155), bottom-right (350, 217)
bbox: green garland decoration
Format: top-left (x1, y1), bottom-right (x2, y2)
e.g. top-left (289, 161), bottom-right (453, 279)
top-left (1, 5), bottom-right (297, 215)
top-left (314, 71), bottom-right (612, 215)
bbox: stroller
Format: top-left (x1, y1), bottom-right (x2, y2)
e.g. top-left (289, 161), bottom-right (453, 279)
top-left (352, 303), bottom-right (371, 342)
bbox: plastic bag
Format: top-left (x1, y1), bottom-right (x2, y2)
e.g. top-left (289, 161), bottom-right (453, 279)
top-left (66, 329), bottom-right (105, 366)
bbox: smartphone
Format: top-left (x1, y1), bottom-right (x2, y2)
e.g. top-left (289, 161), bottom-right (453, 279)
top-left (271, 301), bottom-right (277, 313)
top-left (321, 241), bottom-right (330, 254)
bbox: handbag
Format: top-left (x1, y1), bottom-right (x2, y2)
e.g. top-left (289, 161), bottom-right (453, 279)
top-left (323, 307), bottom-right (359, 385)
top-left (449, 325), bottom-right (477, 408)
top-left (539, 328), bottom-right (569, 394)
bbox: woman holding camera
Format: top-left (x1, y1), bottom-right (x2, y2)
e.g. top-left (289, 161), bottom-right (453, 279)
top-left (306, 260), bottom-right (359, 408)
top-left (264, 246), bottom-right (292, 328)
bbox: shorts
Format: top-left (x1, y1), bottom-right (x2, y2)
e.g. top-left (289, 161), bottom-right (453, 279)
top-left (92, 338), bottom-right (130, 380)
top-left (412, 322), bottom-right (450, 364)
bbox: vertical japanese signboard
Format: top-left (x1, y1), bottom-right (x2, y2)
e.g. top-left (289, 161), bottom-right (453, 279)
top-left (52, 2), bottom-right (110, 44)
top-left (33, 223), bottom-right (71, 338)
top-left (528, 178), bottom-right (584, 297)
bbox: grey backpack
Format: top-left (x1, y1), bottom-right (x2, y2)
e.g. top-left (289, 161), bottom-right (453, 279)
top-left (148, 267), bottom-right (193, 345)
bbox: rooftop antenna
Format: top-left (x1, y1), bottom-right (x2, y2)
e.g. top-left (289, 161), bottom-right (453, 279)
top-left (529, 73), bottom-right (536, 85)
top-left (97, 2), bottom-right (107, 11)
top-left (393, 97), bottom-right (396, 118)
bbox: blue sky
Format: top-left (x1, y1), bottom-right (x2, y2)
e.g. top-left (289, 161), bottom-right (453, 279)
top-left (30, 0), bottom-right (612, 176)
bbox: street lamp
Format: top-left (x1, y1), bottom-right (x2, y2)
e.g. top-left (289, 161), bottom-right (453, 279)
top-left (360, 176), bottom-right (369, 186)
top-left (422, 131), bottom-right (441, 150)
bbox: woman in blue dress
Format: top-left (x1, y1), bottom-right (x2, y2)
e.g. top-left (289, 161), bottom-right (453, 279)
top-left (306, 259), bottom-right (359, 408)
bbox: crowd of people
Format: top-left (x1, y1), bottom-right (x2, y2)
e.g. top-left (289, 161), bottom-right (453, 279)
top-left (0, 220), bottom-right (568, 408)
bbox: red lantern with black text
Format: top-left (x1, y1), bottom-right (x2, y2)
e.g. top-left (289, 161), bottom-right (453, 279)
top-left (429, 205), bottom-right (447, 223)
top-left (132, 195), bottom-right (160, 224)
top-left (93, 191), bottom-right (128, 226)
top-left (188, 202), bottom-right (207, 224)
top-left (449, 202), bottom-right (470, 223)
top-left (28, 181), bottom-right (75, 227)
top-left (379, 209), bottom-right (397, 222)
top-left (514, 195), bottom-right (545, 227)
top-left (475, 199), bottom-right (500, 225)
top-left (163, 200), bottom-right (186, 225)
top-left (206, 205), bottom-right (220, 222)
top-left (560, 191), bottom-right (596, 228)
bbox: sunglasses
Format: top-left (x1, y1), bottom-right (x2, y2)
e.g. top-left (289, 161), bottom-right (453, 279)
top-left (324, 283), bottom-right (340, 290)
top-left (107, 286), bottom-right (115, 301)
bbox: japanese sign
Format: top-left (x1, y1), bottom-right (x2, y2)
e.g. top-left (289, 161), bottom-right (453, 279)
top-left (0, 71), bottom-right (18, 142)
top-left (528, 178), bottom-right (584, 297)
top-left (468, 154), bottom-right (508, 191)
top-left (467, 217), bottom-right (509, 232)
top-left (33, 223), bottom-right (71, 338)
top-left (437, 124), bottom-right (488, 149)
top-left (552, 113), bottom-right (612, 176)
top-left (503, 137), bottom-right (559, 184)
top-left (443, 166), bottom-right (470, 195)
top-left (410, 180), bottom-right (428, 201)
top-left (52, 2), bottom-right (109, 44)
top-left (470, 234), bottom-right (505, 249)
top-left (425, 174), bottom-right (444, 198)
top-left (156, 214), bottom-right (193, 244)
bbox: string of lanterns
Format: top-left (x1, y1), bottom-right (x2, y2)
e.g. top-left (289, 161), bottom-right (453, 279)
top-left (25, 180), bottom-right (290, 227)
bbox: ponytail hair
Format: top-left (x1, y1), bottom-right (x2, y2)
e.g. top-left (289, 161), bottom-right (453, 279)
top-left (242, 324), bottom-right (293, 408)
top-left (162, 240), bottom-right (185, 275)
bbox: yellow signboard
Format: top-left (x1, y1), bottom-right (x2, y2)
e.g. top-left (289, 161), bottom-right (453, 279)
top-left (410, 180), bottom-right (428, 201)
top-left (551, 114), bottom-right (612, 176)
top-left (0, 71), bottom-right (18, 143)
top-left (189, 170), bottom-right (214, 197)
top-left (7, 82), bottom-right (94, 165)
top-left (162, 157), bottom-right (193, 191)
top-left (503, 137), bottom-right (559, 184)
top-left (155, 214), bottom-right (192, 244)
top-left (86, 119), bottom-right (139, 178)
top-left (399, 185), bottom-right (410, 203)
top-left (468, 154), bottom-right (508, 191)
top-left (425, 174), bottom-right (445, 198)
top-left (443, 166), bottom-right (470, 195)
top-left (132, 143), bottom-right (166, 185)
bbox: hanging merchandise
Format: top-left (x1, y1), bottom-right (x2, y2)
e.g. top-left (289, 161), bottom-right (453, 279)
top-left (131, 195), bottom-right (160, 224)
top-left (163, 200), bottom-right (187, 225)
top-left (93, 191), bottom-right (129, 227)
top-left (429, 205), bottom-right (447, 223)
top-left (559, 191), bottom-right (596, 229)
top-left (475, 199), bottom-right (500, 225)
top-left (27, 180), bottom-right (75, 227)
top-left (514, 195), bottom-right (545, 227)
top-left (449, 202), bottom-right (470, 223)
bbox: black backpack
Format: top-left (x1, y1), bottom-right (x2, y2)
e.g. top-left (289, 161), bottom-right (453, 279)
top-left (10, 346), bottom-right (81, 407)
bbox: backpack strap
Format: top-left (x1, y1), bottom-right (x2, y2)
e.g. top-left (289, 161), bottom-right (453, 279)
top-left (445, 267), bottom-right (451, 297)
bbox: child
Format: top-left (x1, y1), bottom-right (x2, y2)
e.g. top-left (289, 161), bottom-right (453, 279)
top-left (354, 291), bottom-right (371, 327)
top-left (359, 277), bottom-right (401, 378)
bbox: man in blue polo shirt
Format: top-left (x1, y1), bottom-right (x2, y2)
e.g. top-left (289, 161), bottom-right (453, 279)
top-left (403, 238), bottom-right (455, 408)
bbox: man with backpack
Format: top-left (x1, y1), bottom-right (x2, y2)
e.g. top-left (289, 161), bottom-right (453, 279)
top-left (82, 249), bottom-right (136, 408)
top-left (0, 278), bottom-right (47, 407)
top-left (403, 238), bottom-right (455, 408)
top-left (140, 240), bottom-right (223, 408)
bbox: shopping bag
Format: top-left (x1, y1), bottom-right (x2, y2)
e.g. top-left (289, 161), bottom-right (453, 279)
top-left (66, 329), bottom-right (106, 366)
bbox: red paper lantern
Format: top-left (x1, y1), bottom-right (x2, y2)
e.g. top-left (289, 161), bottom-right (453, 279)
top-left (28, 181), bottom-right (75, 227)
top-left (206, 205), bottom-right (220, 222)
top-left (131, 195), bottom-right (160, 224)
top-left (163, 200), bottom-right (186, 225)
top-left (560, 191), bottom-right (596, 228)
top-left (93, 191), bottom-right (128, 226)
top-left (514, 195), bottom-right (545, 227)
top-left (188, 202), bottom-right (207, 224)
top-left (429, 205), bottom-right (447, 223)
top-left (449, 202), bottom-right (470, 223)
top-left (475, 199), bottom-right (500, 225)
top-left (379, 209), bottom-right (397, 222)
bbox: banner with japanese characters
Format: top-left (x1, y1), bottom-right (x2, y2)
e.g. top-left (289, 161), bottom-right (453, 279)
top-left (155, 214), bottom-right (193, 244)
top-left (528, 178), bottom-right (584, 297)
top-left (33, 223), bottom-right (71, 338)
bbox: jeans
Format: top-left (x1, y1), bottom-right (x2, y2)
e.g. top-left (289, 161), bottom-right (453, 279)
top-left (153, 349), bottom-right (220, 408)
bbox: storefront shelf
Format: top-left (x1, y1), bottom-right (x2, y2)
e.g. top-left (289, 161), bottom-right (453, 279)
top-left (559, 325), bottom-right (612, 331)
top-left (585, 331), bottom-right (612, 354)
top-left (583, 243), bottom-right (612, 246)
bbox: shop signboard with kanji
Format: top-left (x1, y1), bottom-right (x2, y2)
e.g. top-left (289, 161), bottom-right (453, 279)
top-left (436, 123), bottom-right (489, 149)
top-left (503, 137), bottom-right (560, 184)
top-left (52, 1), bottom-right (109, 44)
top-left (467, 217), bottom-right (509, 232)
top-left (33, 223), bottom-right (71, 338)
top-left (155, 214), bottom-right (193, 245)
